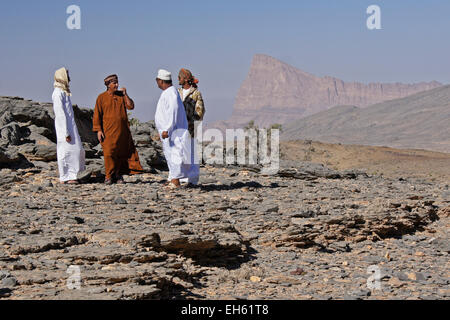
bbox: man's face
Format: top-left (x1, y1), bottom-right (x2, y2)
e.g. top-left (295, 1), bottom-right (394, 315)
top-left (178, 75), bottom-right (186, 86)
top-left (156, 78), bottom-right (163, 90)
top-left (108, 80), bottom-right (119, 91)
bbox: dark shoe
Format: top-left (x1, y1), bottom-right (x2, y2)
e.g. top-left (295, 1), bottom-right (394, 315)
top-left (77, 170), bottom-right (92, 183)
top-left (105, 179), bottom-right (113, 185)
top-left (116, 176), bottom-right (125, 184)
top-left (186, 183), bottom-right (198, 188)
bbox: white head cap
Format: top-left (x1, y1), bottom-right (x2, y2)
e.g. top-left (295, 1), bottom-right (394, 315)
top-left (157, 69), bottom-right (172, 81)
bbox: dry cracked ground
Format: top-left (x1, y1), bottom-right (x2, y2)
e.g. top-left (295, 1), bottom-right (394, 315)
top-left (0, 160), bottom-right (449, 300)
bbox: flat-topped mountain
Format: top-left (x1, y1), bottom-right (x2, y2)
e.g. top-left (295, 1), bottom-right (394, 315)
top-left (282, 85), bottom-right (450, 153)
top-left (219, 54), bottom-right (442, 129)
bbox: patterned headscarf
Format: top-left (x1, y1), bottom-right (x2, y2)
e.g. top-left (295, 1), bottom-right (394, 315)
top-left (104, 74), bottom-right (118, 87)
top-left (179, 68), bottom-right (199, 88)
top-left (53, 67), bottom-right (71, 96)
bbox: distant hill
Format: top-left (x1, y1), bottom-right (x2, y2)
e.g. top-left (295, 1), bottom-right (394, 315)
top-left (282, 85), bottom-right (450, 153)
top-left (209, 54), bottom-right (442, 130)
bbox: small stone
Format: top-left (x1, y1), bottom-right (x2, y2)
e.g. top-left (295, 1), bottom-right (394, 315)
top-left (149, 191), bottom-right (159, 201)
top-left (389, 277), bottom-right (405, 288)
top-left (407, 272), bottom-right (426, 281)
top-left (169, 218), bottom-right (186, 226)
top-left (114, 197), bottom-right (127, 204)
top-left (290, 268), bottom-right (306, 276)
top-left (250, 276), bottom-right (261, 283)
top-left (44, 181), bottom-right (54, 188)
top-left (232, 295), bottom-right (248, 300)
top-left (1, 276), bottom-right (17, 288)
top-left (0, 288), bottom-right (12, 298)
top-left (394, 272), bottom-right (409, 281)
top-left (74, 217), bottom-right (85, 224)
top-left (415, 273), bottom-right (426, 281)
top-left (344, 289), bottom-right (371, 300)
top-left (265, 205), bottom-right (279, 213)
top-left (407, 272), bottom-right (418, 281)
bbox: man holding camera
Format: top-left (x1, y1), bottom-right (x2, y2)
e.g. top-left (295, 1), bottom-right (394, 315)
top-left (93, 74), bottom-right (143, 184)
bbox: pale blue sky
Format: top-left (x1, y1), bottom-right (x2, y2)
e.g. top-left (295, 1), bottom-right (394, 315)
top-left (0, 0), bottom-right (449, 123)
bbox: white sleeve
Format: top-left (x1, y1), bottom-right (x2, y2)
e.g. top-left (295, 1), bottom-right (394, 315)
top-left (155, 95), bottom-right (177, 138)
top-left (52, 90), bottom-right (70, 137)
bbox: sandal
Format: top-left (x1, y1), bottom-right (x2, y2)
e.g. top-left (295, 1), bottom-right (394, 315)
top-left (67, 180), bottom-right (80, 185)
top-left (164, 182), bottom-right (181, 190)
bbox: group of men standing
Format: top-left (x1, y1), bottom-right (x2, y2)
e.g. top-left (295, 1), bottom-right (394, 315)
top-left (51, 67), bottom-right (205, 189)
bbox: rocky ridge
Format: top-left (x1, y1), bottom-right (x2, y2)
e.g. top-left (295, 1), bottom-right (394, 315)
top-left (281, 85), bottom-right (450, 153)
top-left (211, 54), bottom-right (442, 129)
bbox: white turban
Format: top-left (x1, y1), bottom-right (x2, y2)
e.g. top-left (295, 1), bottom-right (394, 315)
top-left (157, 69), bottom-right (172, 81)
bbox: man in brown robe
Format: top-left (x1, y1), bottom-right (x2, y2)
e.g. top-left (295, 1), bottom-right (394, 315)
top-left (93, 74), bottom-right (143, 184)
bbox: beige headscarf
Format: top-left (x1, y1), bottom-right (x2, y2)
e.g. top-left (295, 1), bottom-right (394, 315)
top-left (53, 67), bottom-right (71, 96)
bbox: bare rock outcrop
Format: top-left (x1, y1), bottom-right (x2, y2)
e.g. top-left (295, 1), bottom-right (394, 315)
top-left (0, 96), bottom-right (166, 176)
top-left (214, 54), bottom-right (442, 129)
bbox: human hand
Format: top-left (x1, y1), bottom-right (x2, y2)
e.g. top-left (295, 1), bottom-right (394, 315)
top-left (161, 131), bottom-right (169, 139)
top-left (98, 131), bottom-right (105, 143)
top-left (66, 135), bottom-right (72, 143)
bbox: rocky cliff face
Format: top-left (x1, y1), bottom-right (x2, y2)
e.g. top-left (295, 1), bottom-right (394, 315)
top-left (223, 54), bottom-right (442, 129)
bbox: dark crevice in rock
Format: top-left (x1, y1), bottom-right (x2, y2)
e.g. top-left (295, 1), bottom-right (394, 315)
top-left (10, 236), bottom-right (89, 255)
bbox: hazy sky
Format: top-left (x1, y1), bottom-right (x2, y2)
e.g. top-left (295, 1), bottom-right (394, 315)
top-left (0, 0), bottom-right (449, 123)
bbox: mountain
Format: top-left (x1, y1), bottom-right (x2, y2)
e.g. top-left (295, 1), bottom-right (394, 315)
top-left (282, 85), bottom-right (450, 153)
top-left (213, 54), bottom-right (442, 129)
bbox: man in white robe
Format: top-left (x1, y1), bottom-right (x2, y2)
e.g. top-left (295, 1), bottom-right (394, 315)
top-left (154, 69), bottom-right (196, 188)
top-left (51, 67), bottom-right (85, 184)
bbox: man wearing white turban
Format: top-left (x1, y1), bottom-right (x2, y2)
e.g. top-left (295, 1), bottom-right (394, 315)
top-left (51, 67), bottom-right (85, 184)
top-left (154, 69), bottom-right (196, 188)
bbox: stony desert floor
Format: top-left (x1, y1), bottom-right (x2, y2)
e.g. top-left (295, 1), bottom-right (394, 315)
top-left (0, 144), bottom-right (449, 300)
top-left (281, 140), bottom-right (450, 182)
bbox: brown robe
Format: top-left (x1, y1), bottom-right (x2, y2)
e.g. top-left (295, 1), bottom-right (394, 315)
top-left (93, 91), bottom-right (143, 180)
